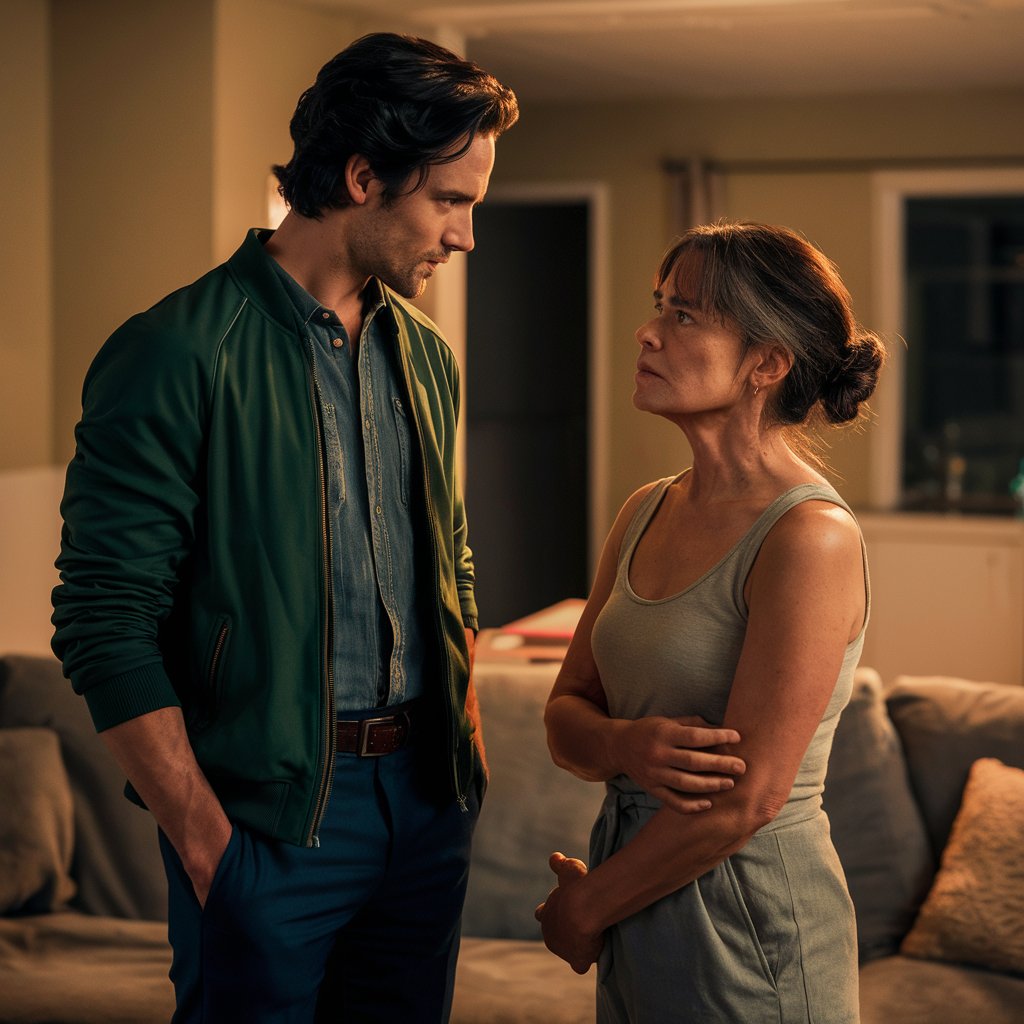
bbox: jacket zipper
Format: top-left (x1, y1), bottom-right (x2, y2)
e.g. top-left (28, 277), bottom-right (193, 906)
top-left (305, 339), bottom-right (336, 847)
top-left (208, 620), bottom-right (229, 693)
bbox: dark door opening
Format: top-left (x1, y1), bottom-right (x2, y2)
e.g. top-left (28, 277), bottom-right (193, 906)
top-left (465, 200), bottom-right (590, 627)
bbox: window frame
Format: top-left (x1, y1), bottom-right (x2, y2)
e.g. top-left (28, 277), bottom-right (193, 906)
top-left (870, 167), bottom-right (1024, 511)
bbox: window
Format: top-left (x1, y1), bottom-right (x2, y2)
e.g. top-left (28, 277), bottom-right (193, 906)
top-left (871, 169), bottom-right (1024, 515)
top-left (902, 196), bottom-right (1024, 514)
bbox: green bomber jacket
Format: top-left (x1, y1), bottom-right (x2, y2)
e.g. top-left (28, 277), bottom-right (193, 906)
top-left (52, 229), bottom-right (480, 847)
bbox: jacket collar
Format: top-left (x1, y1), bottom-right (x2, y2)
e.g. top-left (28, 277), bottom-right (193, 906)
top-left (227, 228), bottom-right (402, 342)
top-left (226, 229), bottom-right (305, 335)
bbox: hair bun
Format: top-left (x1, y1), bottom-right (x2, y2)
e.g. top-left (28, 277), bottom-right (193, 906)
top-left (820, 331), bottom-right (886, 425)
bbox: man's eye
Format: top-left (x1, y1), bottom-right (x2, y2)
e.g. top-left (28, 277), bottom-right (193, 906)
top-left (654, 303), bottom-right (663, 314)
top-left (677, 310), bottom-right (693, 324)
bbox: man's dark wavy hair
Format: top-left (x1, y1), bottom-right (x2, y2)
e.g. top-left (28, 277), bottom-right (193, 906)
top-left (272, 33), bottom-right (519, 219)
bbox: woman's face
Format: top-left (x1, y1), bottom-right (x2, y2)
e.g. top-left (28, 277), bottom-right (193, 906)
top-left (633, 250), bottom-right (752, 422)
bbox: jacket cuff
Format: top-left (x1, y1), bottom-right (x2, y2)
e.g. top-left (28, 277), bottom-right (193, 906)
top-left (82, 662), bottom-right (182, 733)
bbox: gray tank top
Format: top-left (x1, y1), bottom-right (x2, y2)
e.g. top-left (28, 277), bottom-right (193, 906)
top-left (591, 474), bottom-right (870, 826)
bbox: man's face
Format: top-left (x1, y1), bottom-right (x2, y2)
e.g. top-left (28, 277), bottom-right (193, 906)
top-left (349, 134), bottom-right (496, 299)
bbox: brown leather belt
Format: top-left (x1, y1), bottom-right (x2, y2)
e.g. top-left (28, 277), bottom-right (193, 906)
top-left (336, 710), bottom-right (412, 757)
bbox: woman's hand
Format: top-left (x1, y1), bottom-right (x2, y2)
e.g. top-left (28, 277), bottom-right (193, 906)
top-left (618, 716), bottom-right (745, 813)
top-left (534, 852), bottom-right (603, 974)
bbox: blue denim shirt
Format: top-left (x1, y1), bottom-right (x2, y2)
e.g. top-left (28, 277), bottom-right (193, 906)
top-left (269, 259), bottom-right (426, 711)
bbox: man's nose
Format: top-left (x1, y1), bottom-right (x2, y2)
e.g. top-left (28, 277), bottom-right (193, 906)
top-left (443, 212), bottom-right (474, 253)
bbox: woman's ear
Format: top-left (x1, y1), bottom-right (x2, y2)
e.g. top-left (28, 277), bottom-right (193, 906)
top-left (343, 153), bottom-right (378, 206)
top-left (750, 343), bottom-right (793, 391)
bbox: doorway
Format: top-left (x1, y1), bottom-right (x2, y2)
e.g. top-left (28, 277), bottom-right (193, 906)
top-left (465, 191), bottom-right (607, 627)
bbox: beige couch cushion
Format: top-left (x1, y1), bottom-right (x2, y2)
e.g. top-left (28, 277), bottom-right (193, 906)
top-left (901, 758), bottom-right (1024, 975)
top-left (0, 655), bottom-right (166, 920)
top-left (0, 913), bottom-right (173, 1023)
top-left (887, 675), bottom-right (1024, 857)
top-left (860, 953), bottom-right (1024, 1024)
top-left (0, 728), bottom-right (76, 914)
top-left (464, 662), bottom-right (604, 940)
top-left (453, 937), bottom-right (594, 1024)
top-left (823, 668), bottom-right (934, 961)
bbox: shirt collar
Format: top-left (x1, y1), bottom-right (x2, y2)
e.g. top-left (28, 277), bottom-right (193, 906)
top-left (266, 254), bottom-right (392, 333)
top-left (267, 257), bottom-right (338, 327)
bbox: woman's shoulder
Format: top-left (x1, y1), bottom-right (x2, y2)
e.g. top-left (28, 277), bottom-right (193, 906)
top-left (759, 494), bottom-right (861, 568)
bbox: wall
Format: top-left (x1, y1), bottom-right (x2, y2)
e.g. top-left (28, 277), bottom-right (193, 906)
top-left (488, 89), bottom-right (1024, 526)
top-left (0, 0), bottom-right (52, 470)
top-left (212, 0), bottom-right (397, 263)
top-left (6, 3), bottom-right (1024, 646)
top-left (2, 0), bottom-right (407, 654)
top-left (0, 1), bottom-right (56, 654)
top-left (0, 467), bottom-right (64, 655)
top-left (47, 0), bottom-right (413, 466)
top-left (51, 0), bottom-right (217, 465)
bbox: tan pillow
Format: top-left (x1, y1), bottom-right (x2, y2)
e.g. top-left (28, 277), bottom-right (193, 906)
top-left (0, 728), bottom-right (77, 913)
top-left (901, 757), bottom-right (1024, 975)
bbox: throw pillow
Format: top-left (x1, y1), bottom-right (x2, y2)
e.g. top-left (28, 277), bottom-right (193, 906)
top-left (900, 757), bottom-right (1024, 975)
top-left (0, 655), bottom-right (167, 920)
top-left (0, 727), bottom-right (77, 913)
top-left (887, 675), bottom-right (1024, 858)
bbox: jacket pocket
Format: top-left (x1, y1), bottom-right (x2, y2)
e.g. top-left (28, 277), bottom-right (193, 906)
top-left (185, 615), bottom-right (231, 732)
top-left (204, 616), bottom-right (231, 711)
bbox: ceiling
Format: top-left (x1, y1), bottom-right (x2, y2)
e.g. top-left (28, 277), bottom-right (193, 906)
top-left (304, 0), bottom-right (1024, 101)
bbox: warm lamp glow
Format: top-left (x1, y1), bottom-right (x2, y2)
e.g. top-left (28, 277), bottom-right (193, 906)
top-left (267, 174), bottom-right (287, 229)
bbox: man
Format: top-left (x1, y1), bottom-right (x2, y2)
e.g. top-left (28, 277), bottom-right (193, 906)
top-left (51, 33), bottom-right (518, 1023)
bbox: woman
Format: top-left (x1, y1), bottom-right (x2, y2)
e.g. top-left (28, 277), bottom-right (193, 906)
top-left (535, 222), bottom-right (884, 1023)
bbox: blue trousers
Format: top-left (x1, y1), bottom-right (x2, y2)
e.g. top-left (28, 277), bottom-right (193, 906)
top-left (159, 731), bottom-right (481, 1023)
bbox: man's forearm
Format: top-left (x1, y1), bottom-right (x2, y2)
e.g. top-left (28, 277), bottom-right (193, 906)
top-left (99, 706), bottom-right (231, 905)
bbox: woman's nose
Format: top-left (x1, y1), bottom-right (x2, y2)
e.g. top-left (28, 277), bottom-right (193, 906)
top-left (635, 321), bottom-right (658, 348)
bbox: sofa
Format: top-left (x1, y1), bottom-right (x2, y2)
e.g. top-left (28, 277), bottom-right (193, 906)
top-left (1, 651), bottom-right (1023, 1023)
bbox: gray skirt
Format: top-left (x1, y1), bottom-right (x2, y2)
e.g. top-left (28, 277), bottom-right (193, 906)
top-left (591, 781), bottom-right (859, 1024)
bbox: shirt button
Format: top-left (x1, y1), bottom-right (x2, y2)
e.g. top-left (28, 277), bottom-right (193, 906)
top-left (376, 505), bottom-right (382, 515)
top-left (321, 312), bottom-right (330, 321)
top-left (331, 337), bottom-right (343, 348)
top-left (364, 417), bottom-right (371, 430)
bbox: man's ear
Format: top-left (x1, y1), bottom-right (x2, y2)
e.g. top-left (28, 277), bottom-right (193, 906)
top-left (750, 343), bottom-right (794, 391)
top-left (343, 154), bottom-right (378, 206)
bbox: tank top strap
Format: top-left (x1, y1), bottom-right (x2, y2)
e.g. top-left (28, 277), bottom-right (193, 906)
top-left (617, 475), bottom-right (679, 577)
top-left (729, 483), bottom-right (862, 615)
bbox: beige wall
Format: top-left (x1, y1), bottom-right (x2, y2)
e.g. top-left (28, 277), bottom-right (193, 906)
top-left (6, 2), bottom-right (1024, 517)
top-left (488, 90), bottom-right (1024, 523)
top-left (0, 0), bottom-right (52, 469)
top-left (212, 0), bottom-right (388, 263)
top-left (1, 0), bottom-right (414, 654)
top-left (51, 0), bottom-right (216, 464)
top-left (44, 0), bottom-right (415, 464)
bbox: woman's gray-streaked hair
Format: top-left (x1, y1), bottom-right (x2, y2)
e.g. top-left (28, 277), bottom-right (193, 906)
top-left (657, 222), bottom-right (885, 427)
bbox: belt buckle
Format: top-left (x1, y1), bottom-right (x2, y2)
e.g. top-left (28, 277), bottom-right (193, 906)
top-left (358, 715), bottom-right (394, 757)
